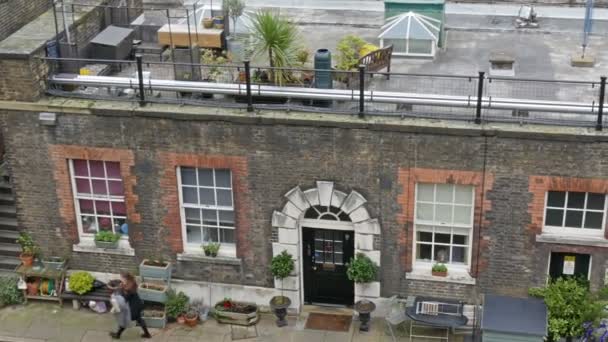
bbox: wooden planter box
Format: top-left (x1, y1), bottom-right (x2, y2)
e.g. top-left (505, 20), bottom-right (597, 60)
top-left (214, 301), bottom-right (260, 326)
top-left (94, 240), bottom-right (119, 249)
top-left (139, 283), bottom-right (167, 303)
top-left (139, 260), bottom-right (172, 281)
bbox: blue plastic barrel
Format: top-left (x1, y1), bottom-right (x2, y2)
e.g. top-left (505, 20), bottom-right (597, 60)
top-left (314, 49), bottom-right (332, 107)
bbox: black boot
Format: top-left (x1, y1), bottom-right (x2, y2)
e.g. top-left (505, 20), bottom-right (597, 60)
top-left (139, 319), bottom-right (151, 338)
top-left (110, 327), bottom-right (125, 339)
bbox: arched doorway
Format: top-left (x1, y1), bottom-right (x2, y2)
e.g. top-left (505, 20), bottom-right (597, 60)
top-left (271, 181), bottom-right (381, 309)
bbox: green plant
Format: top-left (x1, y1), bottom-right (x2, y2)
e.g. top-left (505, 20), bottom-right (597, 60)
top-left (225, 0), bottom-right (246, 36)
top-left (16, 232), bottom-right (39, 257)
top-left (432, 263), bottom-right (447, 273)
top-left (202, 242), bottom-right (221, 256)
top-left (346, 253), bottom-right (378, 283)
top-left (69, 271), bottom-right (94, 295)
top-left (94, 230), bottom-right (120, 243)
top-left (201, 49), bottom-right (231, 81)
top-left (336, 35), bottom-right (366, 71)
top-left (528, 277), bottom-right (603, 341)
top-left (270, 250), bottom-right (294, 303)
top-left (166, 289), bottom-right (190, 319)
top-left (0, 276), bottom-right (23, 307)
top-left (296, 48), bottom-right (309, 66)
top-left (247, 10), bottom-right (300, 85)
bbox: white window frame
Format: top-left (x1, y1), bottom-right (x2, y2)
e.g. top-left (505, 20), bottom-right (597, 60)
top-left (412, 183), bottom-right (475, 272)
top-left (543, 191), bottom-right (607, 238)
top-left (68, 159), bottom-right (128, 240)
top-left (177, 166), bottom-right (236, 257)
top-left (380, 38), bottom-right (436, 58)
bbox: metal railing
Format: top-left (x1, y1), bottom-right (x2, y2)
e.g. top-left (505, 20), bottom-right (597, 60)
top-left (43, 56), bottom-right (608, 130)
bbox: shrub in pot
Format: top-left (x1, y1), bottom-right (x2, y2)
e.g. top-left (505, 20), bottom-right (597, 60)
top-left (16, 232), bottom-right (39, 267)
top-left (269, 250), bottom-right (294, 327)
top-left (431, 263), bottom-right (447, 277)
top-left (347, 253), bottom-right (378, 332)
top-left (202, 242), bottom-right (221, 257)
top-left (94, 230), bottom-right (120, 249)
top-left (165, 289), bottom-right (189, 322)
top-left (68, 271), bottom-right (95, 295)
top-left (214, 298), bottom-right (259, 326)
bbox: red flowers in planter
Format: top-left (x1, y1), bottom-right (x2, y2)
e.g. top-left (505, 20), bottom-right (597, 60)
top-left (222, 298), bottom-right (233, 309)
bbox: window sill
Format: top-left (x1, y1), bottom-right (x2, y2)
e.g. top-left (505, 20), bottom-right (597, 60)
top-left (406, 268), bottom-right (476, 285)
top-left (72, 239), bottom-right (135, 256)
top-left (177, 253), bottom-right (242, 266)
top-left (536, 233), bottom-right (608, 248)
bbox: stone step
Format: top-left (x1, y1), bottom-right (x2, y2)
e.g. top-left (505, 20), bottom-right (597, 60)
top-left (0, 229), bottom-right (19, 244)
top-left (0, 217), bottom-right (18, 231)
top-left (0, 182), bottom-right (11, 195)
top-left (0, 256), bottom-right (20, 271)
top-left (0, 242), bottom-right (20, 257)
top-left (0, 192), bottom-right (15, 205)
top-left (0, 205), bottom-right (16, 218)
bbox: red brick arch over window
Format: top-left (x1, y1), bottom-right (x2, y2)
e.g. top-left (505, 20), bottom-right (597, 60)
top-left (49, 145), bottom-right (139, 244)
top-left (157, 152), bottom-right (251, 257)
top-left (396, 168), bottom-right (494, 276)
top-left (528, 175), bottom-right (608, 239)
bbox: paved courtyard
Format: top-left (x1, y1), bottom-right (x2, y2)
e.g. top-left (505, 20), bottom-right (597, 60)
top-left (0, 303), bottom-right (469, 342)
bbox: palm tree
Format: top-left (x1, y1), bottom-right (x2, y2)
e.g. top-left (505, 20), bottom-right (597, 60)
top-left (247, 10), bottom-right (300, 85)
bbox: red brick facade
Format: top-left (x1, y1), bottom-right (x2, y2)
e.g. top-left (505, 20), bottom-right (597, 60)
top-left (397, 168), bottom-right (494, 276)
top-left (49, 145), bottom-right (139, 244)
top-left (157, 152), bottom-right (250, 256)
top-left (529, 175), bottom-right (608, 240)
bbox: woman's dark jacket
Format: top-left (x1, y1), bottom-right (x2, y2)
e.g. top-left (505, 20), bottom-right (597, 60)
top-left (123, 290), bottom-right (144, 321)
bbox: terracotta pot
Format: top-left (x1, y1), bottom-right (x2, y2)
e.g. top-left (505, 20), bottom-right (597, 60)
top-left (185, 313), bottom-right (198, 327)
top-left (177, 315), bottom-right (186, 324)
top-left (432, 270), bottom-right (447, 277)
top-left (239, 71), bottom-right (247, 83)
top-left (20, 253), bottom-right (34, 267)
top-left (27, 280), bottom-right (40, 296)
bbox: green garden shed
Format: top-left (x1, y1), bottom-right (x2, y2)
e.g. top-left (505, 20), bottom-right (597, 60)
top-left (482, 294), bottom-right (547, 342)
top-left (383, 0), bottom-right (445, 49)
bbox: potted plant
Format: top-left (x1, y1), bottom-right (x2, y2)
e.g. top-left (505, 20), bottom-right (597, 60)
top-left (68, 271), bottom-right (94, 295)
top-left (202, 242), bottom-right (221, 257)
top-left (94, 230), bottom-right (120, 249)
top-left (190, 299), bottom-right (209, 322)
top-left (296, 48), bottom-right (313, 85)
top-left (165, 289), bottom-right (189, 323)
top-left (269, 250), bottom-right (294, 327)
top-left (185, 307), bottom-right (199, 327)
top-left (142, 303), bottom-right (167, 329)
top-left (140, 258), bottom-right (172, 281)
top-left (225, 0), bottom-right (245, 38)
top-left (347, 253), bottom-right (378, 332)
top-left (26, 277), bottom-right (40, 296)
top-left (335, 35), bottom-right (368, 85)
top-left (200, 49), bottom-right (231, 99)
top-left (138, 282), bottom-right (168, 303)
top-left (16, 232), bottom-right (39, 267)
top-left (214, 298), bottom-right (260, 326)
top-left (41, 256), bottom-right (66, 270)
top-left (431, 263), bottom-right (448, 277)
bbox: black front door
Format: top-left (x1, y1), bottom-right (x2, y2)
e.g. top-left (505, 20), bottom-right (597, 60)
top-left (303, 227), bottom-right (354, 305)
top-left (549, 252), bottom-right (591, 281)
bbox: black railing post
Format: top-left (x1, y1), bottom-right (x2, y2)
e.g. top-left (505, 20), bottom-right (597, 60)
top-left (135, 54), bottom-right (145, 106)
top-left (244, 60), bottom-right (253, 112)
top-left (359, 65), bottom-right (366, 118)
top-left (475, 71), bottom-right (485, 124)
top-left (596, 76), bottom-right (606, 131)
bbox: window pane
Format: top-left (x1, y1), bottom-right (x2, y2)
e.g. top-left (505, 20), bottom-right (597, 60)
top-left (111, 202), bottom-right (126, 216)
top-left (416, 244), bottom-right (432, 260)
top-left (545, 209), bottom-right (564, 226)
top-left (436, 184), bottom-right (453, 203)
top-left (73, 160), bottom-right (89, 176)
top-left (219, 210), bottom-right (235, 227)
top-left (565, 210), bottom-right (583, 228)
top-left (547, 191), bottom-right (566, 207)
top-left (452, 246), bottom-right (467, 263)
top-left (417, 231), bottom-right (433, 242)
top-left (198, 169), bottom-right (214, 187)
top-left (587, 193), bottom-right (605, 210)
top-left (434, 245), bottom-right (450, 263)
top-left (416, 203), bottom-right (434, 221)
top-left (95, 201), bottom-right (111, 215)
top-left (113, 218), bottom-right (127, 235)
top-left (98, 217), bottom-right (113, 230)
top-left (81, 216), bottom-right (97, 233)
top-left (203, 227), bottom-right (219, 243)
top-left (215, 170), bottom-right (231, 188)
top-left (181, 168), bottom-right (197, 185)
top-left (453, 206), bottom-right (472, 225)
top-left (435, 233), bottom-right (451, 244)
top-left (202, 209), bottom-right (218, 226)
top-left (334, 253), bottom-right (343, 264)
top-left (108, 181), bottom-right (124, 196)
top-left (90, 161), bottom-right (105, 178)
top-left (454, 185), bottom-right (473, 204)
top-left (453, 234), bottom-right (467, 245)
top-left (417, 184), bottom-right (434, 201)
top-left (185, 208), bottom-right (201, 225)
top-left (199, 188), bottom-right (215, 206)
top-left (220, 228), bottom-right (235, 243)
top-left (105, 162), bottom-right (121, 179)
top-left (584, 212), bottom-right (603, 229)
top-left (217, 189), bottom-right (233, 207)
top-left (92, 179), bottom-right (107, 195)
top-left (182, 187), bottom-right (198, 204)
top-left (76, 179), bottom-right (91, 194)
top-left (435, 204), bottom-right (453, 223)
top-left (186, 226), bottom-right (202, 244)
top-left (79, 199), bottom-right (94, 214)
top-left (567, 192), bottom-right (585, 209)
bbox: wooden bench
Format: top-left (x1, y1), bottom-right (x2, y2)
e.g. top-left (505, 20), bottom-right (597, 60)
top-left (61, 287), bottom-right (112, 310)
top-left (359, 45), bottom-right (393, 79)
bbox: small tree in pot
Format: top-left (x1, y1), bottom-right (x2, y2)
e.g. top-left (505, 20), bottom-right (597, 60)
top-left (347, 253), bottom-right (378, 332)
top-left (16, 233), bottom-right (39, 267)
top-left (269, 250), bottom-right (294, 327)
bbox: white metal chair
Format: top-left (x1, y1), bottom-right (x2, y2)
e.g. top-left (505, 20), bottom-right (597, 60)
top-left (385, 295), bottom-right (408, 342)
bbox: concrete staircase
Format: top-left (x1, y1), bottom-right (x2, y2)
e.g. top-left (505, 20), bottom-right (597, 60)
top-left (0, 165), bottom-right (20, 271)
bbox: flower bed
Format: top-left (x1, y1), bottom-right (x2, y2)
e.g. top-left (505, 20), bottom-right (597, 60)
top-left (214, 299), bottom-right (259, 326)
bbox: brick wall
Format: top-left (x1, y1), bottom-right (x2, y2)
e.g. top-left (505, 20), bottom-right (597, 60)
top-left (0, 0), bottom-right (50, 42)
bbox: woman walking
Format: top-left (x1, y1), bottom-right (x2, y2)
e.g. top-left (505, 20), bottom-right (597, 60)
top-left (110, 271), bottom-right (152, 339)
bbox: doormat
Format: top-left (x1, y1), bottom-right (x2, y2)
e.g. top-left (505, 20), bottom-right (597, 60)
top-left (305, 313), bottom-right (352, 332)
